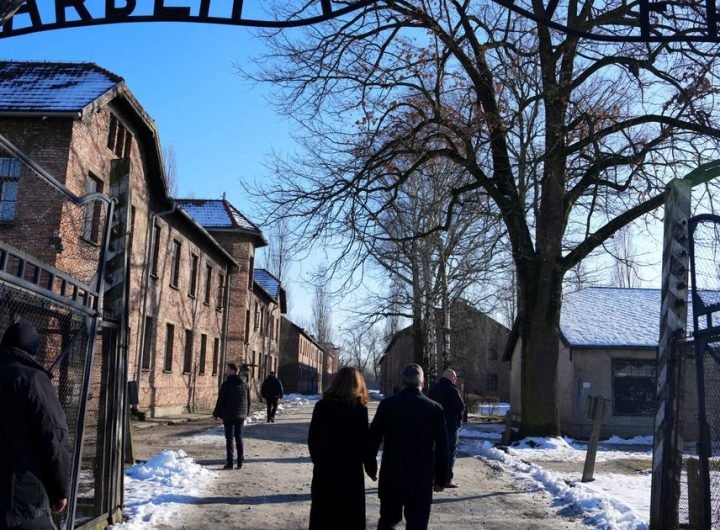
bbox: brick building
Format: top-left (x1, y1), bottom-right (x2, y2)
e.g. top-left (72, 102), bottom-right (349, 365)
top-left (279, 316), bottom-right (325, 394)
top-left (320, 341), bottom-right (340, 388)
top-left (0, 61), bottom-right (262, 416)
top-left (246, 268), bottom-right (287, 391)
top-left (380, 300), bottom-right (511, 401)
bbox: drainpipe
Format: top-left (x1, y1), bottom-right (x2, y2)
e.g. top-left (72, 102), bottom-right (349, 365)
top-left (220, 263), bottom-right (234, 390)
top-left (135, 203), bottom-right (177, 411)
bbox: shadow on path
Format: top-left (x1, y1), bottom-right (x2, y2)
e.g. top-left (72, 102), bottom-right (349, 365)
top-left (132, 493), bottom-right (312, 507)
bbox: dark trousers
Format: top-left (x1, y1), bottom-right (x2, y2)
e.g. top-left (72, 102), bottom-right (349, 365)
top-left (266, 397), bottom-right (279, 421)
top-left (14, 513), bottom-right (56, 529)
top-left (378, 496), bottom-right (431, 530)
top-left (447, 424), bottom-right (460, 482)
top-left (223, 419), bottom-right (244, 465)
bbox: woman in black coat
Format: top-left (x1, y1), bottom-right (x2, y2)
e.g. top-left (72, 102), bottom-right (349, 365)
top-left (308, 367), bottom-right (377, 530)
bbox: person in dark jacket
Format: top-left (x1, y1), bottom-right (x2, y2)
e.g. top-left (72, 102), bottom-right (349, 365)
top-left (0, 321), bottom-right (72, 530)
top-left (428, 368), bottom-right (465, 488)
top-left (213, 363), bottom-right (251, 469)
top-left (368, 364), bottom-right (448, 530)
top-left (260, 371), bottom-right (283, 423)
top-left (308, 367), bottom-right (376, 530)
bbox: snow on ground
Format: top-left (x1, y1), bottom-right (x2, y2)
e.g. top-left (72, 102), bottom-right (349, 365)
top-left (110, 450), bottom-right (213, 529)
top-left (459, 424), bottom-right (652, 529)
top-left (119, 395), bottom-right (321, 527)
top-left (478, 402), bottom-right (511, 415)
top-left (177, 394), bottom-right (321, 445)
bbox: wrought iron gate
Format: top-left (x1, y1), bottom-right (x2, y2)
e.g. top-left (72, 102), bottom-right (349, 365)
top-left (0, 132), bottom-right (125, 529)
top-left (688, 213), bottom-right (720, 529)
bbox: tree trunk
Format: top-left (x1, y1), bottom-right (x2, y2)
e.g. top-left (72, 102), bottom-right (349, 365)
top-left (518, 258), bottom-right (563, 437)
top-left (410, 244), bottom-right (424, 367)
top-left (439, 243), bottom-right (451, 371)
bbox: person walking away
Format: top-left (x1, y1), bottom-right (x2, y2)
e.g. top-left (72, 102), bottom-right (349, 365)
top-left (428, 368), bottom-right (465, 488)
top-left (213, 363), bottom-right (251, 469)
top-left (261, 371), bottom-right (283, 423)
top-left (0, 321), bottom-right (72, 530)
top-left (308, 367), bottom-right (377, 530)
top-left (368, 363), bottom-right (449, 530)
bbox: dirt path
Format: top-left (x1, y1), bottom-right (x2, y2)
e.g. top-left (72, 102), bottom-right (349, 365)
top-left (130, 402), bottom-right (588, 529)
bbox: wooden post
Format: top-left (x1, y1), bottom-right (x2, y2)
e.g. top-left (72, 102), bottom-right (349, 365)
top-left (650, 179), bottom-right (691, 530)
top-left (582, 396), bottom-right (607, 482)
top-left (502, 410), bottom-right (514, 445)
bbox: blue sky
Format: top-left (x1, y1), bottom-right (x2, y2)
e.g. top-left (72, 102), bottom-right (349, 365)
top-left (0, 7), bottom-right (332, 322)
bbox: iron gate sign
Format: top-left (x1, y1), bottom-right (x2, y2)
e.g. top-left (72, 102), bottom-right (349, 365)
top-left (0, 0), bottom-right (373, 37)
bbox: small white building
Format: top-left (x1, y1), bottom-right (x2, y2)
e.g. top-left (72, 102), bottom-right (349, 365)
top-left (511, 287), bottom-right (666, 439)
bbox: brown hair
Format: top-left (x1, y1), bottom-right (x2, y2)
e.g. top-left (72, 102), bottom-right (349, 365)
top-left (323, 366), bottom-right (369, 406)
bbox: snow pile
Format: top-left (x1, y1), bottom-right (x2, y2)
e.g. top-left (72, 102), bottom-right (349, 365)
top-left (459, 425), bottom-right (502, 440)
top-left (478, 402), bottom-right (510, 416)
top-left (604, 435), bottom-right (653, 446)
top-left (111, 450), bottom-right (213, 529)
top-left (468, 441), bottom-right (649, 529)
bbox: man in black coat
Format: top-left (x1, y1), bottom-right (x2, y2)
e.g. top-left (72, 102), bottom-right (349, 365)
top-left (260, 371), bottom-right (283, 423)
top-left (0, 321), bottom-right (72, 529)
top-left (428, 368), bottom-right (465, 488)
top-left (213, 363), bottom-right (251, 469)
top-left (368, 363), bottom-right (449, 530)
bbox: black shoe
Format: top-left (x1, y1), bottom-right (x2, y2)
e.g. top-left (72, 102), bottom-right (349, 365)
top-left (236, 462), bottom-right (243, 469)
top-left (223, 464), bottom-right (233, 470)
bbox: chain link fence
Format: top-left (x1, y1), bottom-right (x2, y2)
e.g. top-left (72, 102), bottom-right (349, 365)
top-left (686, 215), bottom-right (720, 529)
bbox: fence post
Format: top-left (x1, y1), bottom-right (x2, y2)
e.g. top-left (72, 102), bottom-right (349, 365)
top-left (650, 179), bottom-right (691, 530)
top-left (502, 410), bottom-right (514, 445)
top-left (582, 396), bottom-right (607, 482)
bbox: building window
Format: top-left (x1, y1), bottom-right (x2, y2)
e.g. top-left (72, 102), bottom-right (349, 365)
top-left (212, 337), bottom-right (219, 376)
top-left (0, 157), bottom-right (19, 222)
top-left (613, 359), bottom-right (657, 416)
top-left (245, 309), bottom-right (251, 344)
top-left (141, 316), bottom-right (154, 370)
top-left (82, 174), bottom-right (104, 243)
top-left (248, 255), bottom-right (254, 290)
top-left (170, 239), bottom-right (181, 287)
top-left (204, 265), bottom-right (212, 304)
top-left (164, 323), bottom-right (175, 372)
top-left (254, 302), bottom-right (259, 330)
top-left (217, 273), bottom-right (225, 310)
top-left (199, 334), bottom-right (207, 375)
top-left (183, 329), bottom-right (193, 374)
top-left (151, 222), bottom-right (161, 277)
top-left (107, 114), bottom-right (133, 158)
top-left (251, 350), bottom-right (256, 378)
top-left (487, 374), bottom-right (498, 392)
top-left (189, 254), bottom-right (199, 297)
top-left (488, 347), bottom-right (498, 361)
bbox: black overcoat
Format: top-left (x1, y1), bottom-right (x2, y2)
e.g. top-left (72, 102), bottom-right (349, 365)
top-left (368, 387), bottom-right (449, 506)
top-left (0, 346), bottom-right (72, 529)
top-left (213, 375), bottom-right (251, 421)
top-left (308, 399), bottom-right (375, 530)
top-left (261, 374), bottom-right (284, 400)
top-left (428, 377), bottom-right (465, 430)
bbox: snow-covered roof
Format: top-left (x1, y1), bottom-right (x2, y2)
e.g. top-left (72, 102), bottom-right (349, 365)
top-left (176, 199), bottom-right (265, 240)
top-left (0, 61), bottom-right (121, 112)
top-left (561, 287), bottom-right (665, 348)
top-left (254, 268), bottom-right (281, 300)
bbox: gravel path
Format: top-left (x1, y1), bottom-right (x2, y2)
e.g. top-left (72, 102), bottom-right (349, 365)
top-left (130, 401), bottom-right (588, 529)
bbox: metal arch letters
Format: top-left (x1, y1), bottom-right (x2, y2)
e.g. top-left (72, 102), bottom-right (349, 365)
top-left (0, 0), bottom-right (375, 38)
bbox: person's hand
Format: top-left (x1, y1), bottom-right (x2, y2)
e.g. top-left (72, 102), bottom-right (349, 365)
top-left (51, 498), bottom-right (68, 513)
top-left (434, 484), bottom-right (445, 493)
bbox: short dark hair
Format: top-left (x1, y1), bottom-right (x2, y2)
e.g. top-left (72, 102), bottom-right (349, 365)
top-left (226, 363), bottom-right (238, 373)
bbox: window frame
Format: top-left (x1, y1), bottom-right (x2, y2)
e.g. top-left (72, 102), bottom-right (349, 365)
top-left (189, 253), bottom-right (199, 297)
top-left (183, 329), bottom-right (193, 374)
top-left (170, 239), bottom-right (182, 288)
top-left (612, 358), bottom-right (657, 417)
top-left (164, 323), bottom-right (175, 372)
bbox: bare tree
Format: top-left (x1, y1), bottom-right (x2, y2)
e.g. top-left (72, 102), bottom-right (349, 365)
top-left (163, 144), bottom-right (179, 197)
top-left (263, 215), bottom-right (292, 281)
top-left (250, 0), bottom-right (720, 435)
top-left (609, 225), bottom-right (642, 288)
top-left (311, 264), bottom-right (333, 345)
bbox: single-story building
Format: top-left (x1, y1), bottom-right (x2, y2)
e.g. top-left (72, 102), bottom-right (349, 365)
top-left (510, 287), bottom-right (673, 438)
